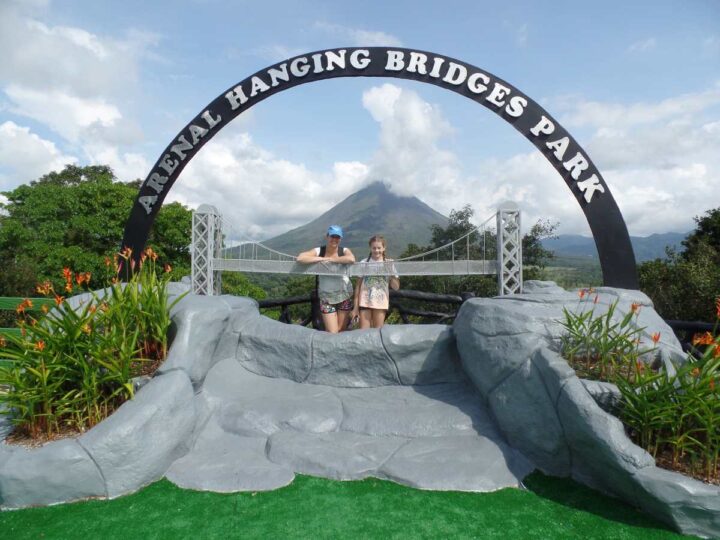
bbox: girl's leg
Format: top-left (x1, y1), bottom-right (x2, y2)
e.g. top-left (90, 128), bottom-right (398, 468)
top-left (371, 309), bottom-right (387, 328)
top-left (359, 309), bottom-right (372, 329)
top-left (322, 311), bottom-right (340, 333)
top-left (336, 309), bottom-right (352, 332)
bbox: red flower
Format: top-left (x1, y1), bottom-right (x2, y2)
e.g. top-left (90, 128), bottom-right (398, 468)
top-left (651, 332), bottom-right (661, 344)
top-left (630, 302), bottom-right (641, 314)
top-left (54, 294), bottom-right (64, 306)
top-left (35, 340), bottom-right (46, 352)
top-left (578, 289), bottom-right (586, 299)
top-left (62, 267), bottom-right (72, 281)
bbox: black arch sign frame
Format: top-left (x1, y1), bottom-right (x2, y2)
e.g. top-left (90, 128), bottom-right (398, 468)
top-left (122, 47), bottom-right (638, 288)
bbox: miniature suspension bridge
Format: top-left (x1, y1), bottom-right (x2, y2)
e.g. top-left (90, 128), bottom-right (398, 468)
top-left (190, 202), bottom-right (523, 297)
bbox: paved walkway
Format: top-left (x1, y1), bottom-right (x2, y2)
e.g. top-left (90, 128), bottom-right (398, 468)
top-left (165, 357), bottom-right (533, 493)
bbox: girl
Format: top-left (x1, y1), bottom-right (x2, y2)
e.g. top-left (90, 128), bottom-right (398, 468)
top-left (297, 225), bottom-right (356, 333)
top-left (352, 235), bottom-right (399, 329)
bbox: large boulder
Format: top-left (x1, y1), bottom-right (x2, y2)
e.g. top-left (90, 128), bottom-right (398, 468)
top-left (79, 370), bottom-right (195, 498)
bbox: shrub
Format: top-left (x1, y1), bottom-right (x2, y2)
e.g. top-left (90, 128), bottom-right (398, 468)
top-left (0, 247), bottom-right (186, 438)
top-left (559, 293), bottom-right (720, 483)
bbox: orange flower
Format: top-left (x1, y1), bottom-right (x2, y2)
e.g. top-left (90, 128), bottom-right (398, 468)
top-left (88, 305), bottom-right (97, 314)
top-left (144, 247), bottom-right (158, 261)
top-left (164, 263), bottom-right (172, 274)
top-left (693, 332), bottom-right (715, 346)
top-left (65, 282), bottom-right (73, 293)
top-left (636, 360), bottom-right (645, 373)
top-left (691, 367), bottom-right (701, 378)
top-left (100, 302), bottom-right (109, 312)
top-left (54, 294), bottom-right (65, 306)
top-left (62, 267), bottom-right (72, 281)
top-left (630, 302), bottom-right (641, 314)
top-left (651, 332), bottom-right (661, 344)
top-left (104, 256), bottom-right (112, 267)
top-left (81, 324), bottom-right (91, 335)
top-left (36, 281), bottom-right (53, 295)
top-left (0, 335), bottom-right (6, 348)
top-left (119, 246), bottom-right (133, 260)
top-left (15, 298), bottom-right (33, 314)
top-left (35, 340), bottom-right (45, 352)
top-left (76, 273), bottom-right (86, 285)
top-left (578, 289), bottom-right (586, 299)
top-left (41, 305), bottom-right (49, 314)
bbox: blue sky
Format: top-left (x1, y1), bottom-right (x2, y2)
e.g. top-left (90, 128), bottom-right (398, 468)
top-left (1, 0), bottom-right (718, 242)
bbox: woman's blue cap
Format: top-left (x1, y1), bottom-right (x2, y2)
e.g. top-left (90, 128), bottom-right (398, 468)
top-left (327, 225), bottom-right (344, 238)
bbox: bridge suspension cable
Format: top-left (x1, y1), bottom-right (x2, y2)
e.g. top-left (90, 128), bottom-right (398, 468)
top-left (191, 202), bottom-right (522, 296)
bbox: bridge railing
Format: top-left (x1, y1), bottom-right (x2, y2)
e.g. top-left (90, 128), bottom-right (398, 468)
top-left (191, 202), bottom-right (523, 296)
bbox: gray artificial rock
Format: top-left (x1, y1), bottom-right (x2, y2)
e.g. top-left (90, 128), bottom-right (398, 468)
top-left (158, 294), bottom-right (234, 383)
top-left (336, 383), bottom-right (496, 438)
top-left (632, 466), bottom-right (720, 539)
top-left (202, 358), bottom-right (342, 436)
top-left (487, 358), bottom-right (571, 476)
top-left (380, 324), bottom-right (464, 385)
top-left (580, 379), bottom-right (622, 414)
top-left (0, 439), bottom-right (105, 508)
top-left (379, 435), bottom-right (533, 492)
top-left (306, 329), bottom-right (400, 387)
top-left (453, 298), bottom-right (559, 396)
top-left (267, 431), bottom-right (407, 480)
top-left (557, 376), bottom-right (654, 499)
top-left (79, 370), bottom-right (195, 498)
top-left (236, 316), bottom-right (314, 382)
top-left (522, 280), bottom-right (569, 294)
top-left (165, 419), bottom-right (294, 492)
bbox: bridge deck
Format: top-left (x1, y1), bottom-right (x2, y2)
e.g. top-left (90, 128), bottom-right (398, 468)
top-left (213, 259), bottom-right (497, 276)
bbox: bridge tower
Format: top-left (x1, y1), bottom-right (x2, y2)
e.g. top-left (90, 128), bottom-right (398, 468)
top-left (191, 204), bottom-right (223, 295)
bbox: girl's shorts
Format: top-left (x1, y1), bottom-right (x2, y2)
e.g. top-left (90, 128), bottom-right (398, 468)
top-left (320, 298), bottom-right (354, 314)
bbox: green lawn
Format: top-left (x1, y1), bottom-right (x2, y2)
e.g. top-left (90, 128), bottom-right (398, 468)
top-left (0, 472), bottom-right (686, 539)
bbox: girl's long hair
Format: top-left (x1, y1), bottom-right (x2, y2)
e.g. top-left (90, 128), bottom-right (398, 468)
top-left (368, 235), bottom-right (387, 261)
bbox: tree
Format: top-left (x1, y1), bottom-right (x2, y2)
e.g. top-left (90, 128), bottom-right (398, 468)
top-left (398, 205), bottom-right (557, 305)
top-left (0, 165), bottom-right (192, 296)
top-left (639, 208), bottom-right (720, 322)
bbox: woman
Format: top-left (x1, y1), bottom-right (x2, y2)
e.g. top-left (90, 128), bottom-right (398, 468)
top-left (352, 235), bottom-right (399, 329)
top-left (297, 225), bottom-right (356, 333)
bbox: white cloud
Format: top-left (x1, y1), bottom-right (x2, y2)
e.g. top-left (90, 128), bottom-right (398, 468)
top-left (628, 37), bottom-right (657, 53)
top-left (0, 3), bottom-right (151, 99)
top-left (362, 84), bottom-right (461, 207)
top-left (0, 121), bottom-right (77, 189)
top-left (556, 85), bottom-right (720, 129)
top-left (6, 85), bottom-right (122, 143)
top-left (167, 128), bottom-right (369, 243)
top-left (313, 22), bottom-right (402, 47)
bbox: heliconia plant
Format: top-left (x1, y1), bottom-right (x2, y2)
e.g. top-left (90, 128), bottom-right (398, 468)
top-left (0, 247), bottom-right (186, 438)
top-left (560, 292), bottom-right (719, 484)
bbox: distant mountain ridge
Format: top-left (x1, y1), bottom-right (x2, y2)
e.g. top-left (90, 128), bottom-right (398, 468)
top-left (542, 232), bottom-right (688, 262)
top-left (225, 181), bottom-right (687, 263)
top-left (258, 182), bottom-right (449, 257)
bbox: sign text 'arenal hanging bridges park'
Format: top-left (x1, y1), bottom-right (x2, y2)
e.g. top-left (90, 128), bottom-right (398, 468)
top-left (1, 3), bottom-right (719, 538)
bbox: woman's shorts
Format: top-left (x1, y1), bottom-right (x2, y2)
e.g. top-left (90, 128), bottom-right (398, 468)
top-left (320, 298), bottom-right (354, 314)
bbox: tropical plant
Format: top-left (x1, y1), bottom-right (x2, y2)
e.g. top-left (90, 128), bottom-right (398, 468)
top-left (560, 295), bottom-right (720, 483)
top-left (0, 247), bottom-right (186, 438)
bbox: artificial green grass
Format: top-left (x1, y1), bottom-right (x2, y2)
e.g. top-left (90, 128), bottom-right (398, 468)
top-left (0, 472), bottom-right (685, 539)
